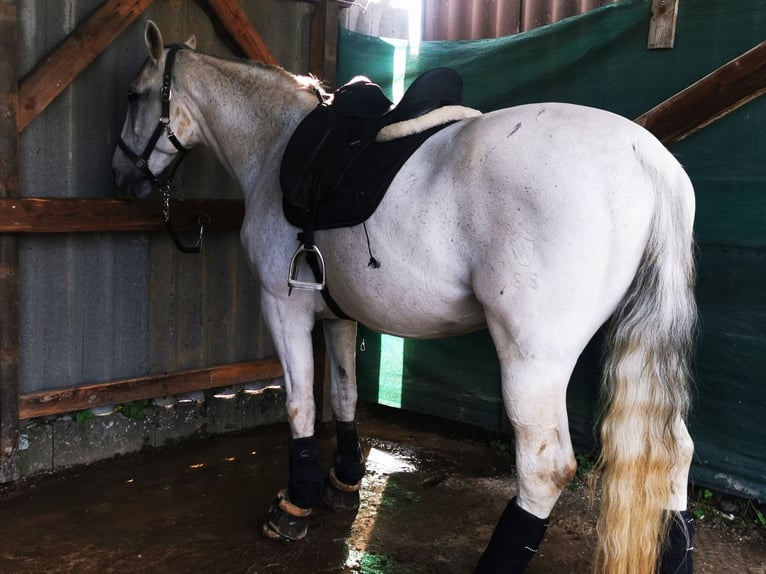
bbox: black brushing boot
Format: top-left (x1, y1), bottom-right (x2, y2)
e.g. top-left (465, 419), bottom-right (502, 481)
top-left (321, 421), bottom-right (366, 512)
top-left (262, 436), bottom-right (324, 541)
top-left (475, 497), bottom-right (549, 574)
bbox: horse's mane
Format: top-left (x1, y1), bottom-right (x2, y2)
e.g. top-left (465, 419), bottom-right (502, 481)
top-left (193, 51), bottom-right (329, 102)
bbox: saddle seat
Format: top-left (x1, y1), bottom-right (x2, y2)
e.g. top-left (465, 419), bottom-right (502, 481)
top-left (280, 67), bottom-right (474, 231)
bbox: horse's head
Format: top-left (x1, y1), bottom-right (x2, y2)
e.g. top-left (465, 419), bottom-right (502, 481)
top-left (112, 21), bottom-right (197, 198)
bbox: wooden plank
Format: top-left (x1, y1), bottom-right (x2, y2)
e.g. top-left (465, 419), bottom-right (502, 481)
top-left (16, 0), bottom-right (155, 133)
top-left (647, 0), bottom-right (680, 50)
top-left (309, 0), bottom-right (339, 87)
top-left (0, 0), bottom-right (20, 483)
top-left (0, 198), bottom-right (245, 233)
top-left (19, 358), bottom-right (284, 420)
top-left (636, 40), bottom-right (766, 145)
top-left (197, 0), bottom-right (278, 65)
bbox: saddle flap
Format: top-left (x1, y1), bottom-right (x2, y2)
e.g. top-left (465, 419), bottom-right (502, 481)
top-left (280, 104), bottom-right (340, 212)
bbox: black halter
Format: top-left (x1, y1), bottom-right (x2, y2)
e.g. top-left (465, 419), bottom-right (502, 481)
top-left (117, 45), bottom-right (206, 254)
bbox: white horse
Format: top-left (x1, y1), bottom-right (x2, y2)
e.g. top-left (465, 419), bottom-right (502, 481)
top-left (113, 22), bottom-right (697, 574)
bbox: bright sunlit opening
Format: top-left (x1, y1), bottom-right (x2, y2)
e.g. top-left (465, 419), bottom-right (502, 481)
top-left (378, 334), bottom-right (404, 408)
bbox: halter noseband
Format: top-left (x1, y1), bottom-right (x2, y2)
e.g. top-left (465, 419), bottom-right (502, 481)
top-left (117, 45), bottom-right (207, 254)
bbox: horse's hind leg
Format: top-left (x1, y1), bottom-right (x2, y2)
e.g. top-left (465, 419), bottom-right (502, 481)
top-left (320, 319), bottom-right (366, 512)
top-left (476, 340), bottom-right (579, 573)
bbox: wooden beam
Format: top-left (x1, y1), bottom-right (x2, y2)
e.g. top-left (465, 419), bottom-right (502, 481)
top-left (197, 0), bottom-right (278, 64)
top-left (19, 358), bottom-right (284, 420)
top-left (0, 0), bottom-right (20, 483)
top-left (309, 0), bottom-right (339, 87)
top-left (0, 198), bottom-right (245, 233)
top-left (647, 0), bottom-right (680, 50)
top-left (16, 0), bottom-right (155, 133)
top-left (636, 40), bottom-right (766, 145)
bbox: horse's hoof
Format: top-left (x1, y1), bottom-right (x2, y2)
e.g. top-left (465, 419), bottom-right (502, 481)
top-left (262, 489), bottom-right (312, 541)
top-left (321, 468), bottom-right (362, 513)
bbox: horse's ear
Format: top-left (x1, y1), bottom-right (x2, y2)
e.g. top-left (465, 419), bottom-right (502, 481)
top-left (145, 20), bottom-right (164, 64)
top-left (184, 34), bottom-right (197, 50)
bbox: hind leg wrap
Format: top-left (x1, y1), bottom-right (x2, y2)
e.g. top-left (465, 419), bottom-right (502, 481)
top-left (659, 510), bottom-right (695, 574)
top-left (475, 497), bottom-right (549, 574)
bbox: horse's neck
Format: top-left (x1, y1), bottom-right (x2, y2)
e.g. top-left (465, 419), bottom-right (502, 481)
top-left (179, 53), bottom-right (317, 204)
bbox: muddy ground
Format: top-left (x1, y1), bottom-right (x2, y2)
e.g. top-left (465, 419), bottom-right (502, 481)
top-left (1, 405), bottom-right (764, 574)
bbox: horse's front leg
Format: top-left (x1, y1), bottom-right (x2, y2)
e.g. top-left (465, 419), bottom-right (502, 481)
top-left (260, 295), bottom-right (324, 542)
top-left (319, 319), bottom-right (366, 513)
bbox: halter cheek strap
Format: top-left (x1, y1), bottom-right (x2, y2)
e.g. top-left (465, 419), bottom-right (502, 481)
top-left (117, 46), bottom-right (189, 185)
top-left (117, 46), bottom-right (207, 254)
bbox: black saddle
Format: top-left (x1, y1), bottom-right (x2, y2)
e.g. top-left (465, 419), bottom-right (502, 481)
top-left (280, 67), bottom-right (464, 232)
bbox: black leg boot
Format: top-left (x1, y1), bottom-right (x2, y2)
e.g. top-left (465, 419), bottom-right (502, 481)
top-left (321, 421), bottom-right (366, 512)
top-left (475, 497), bottom-right (549, 574)
top-left (263, 436), bottom-right (324, 541)
top-left (659, 510), bottom-right (695, 574)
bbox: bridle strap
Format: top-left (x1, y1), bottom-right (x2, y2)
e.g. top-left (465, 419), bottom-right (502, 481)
top-left (117, 45), bottom-right (207, 254)
top-left (117, 45), bottom-right (189, 185)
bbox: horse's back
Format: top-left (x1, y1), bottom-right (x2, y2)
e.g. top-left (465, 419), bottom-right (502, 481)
top-left (323, 102), bottom-right (690, 344)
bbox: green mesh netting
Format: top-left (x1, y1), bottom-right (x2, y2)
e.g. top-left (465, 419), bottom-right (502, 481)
top-left (340, 0), bottom-right (766, 500)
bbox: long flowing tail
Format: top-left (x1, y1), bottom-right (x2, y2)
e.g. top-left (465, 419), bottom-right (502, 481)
top-left (594, 154), bottom-right (697, 574)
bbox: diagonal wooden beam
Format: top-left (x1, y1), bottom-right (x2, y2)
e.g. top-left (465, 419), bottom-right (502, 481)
top-left (197, 0), bottom-right (278, 64)
top-left (17, 0), bottom-right (155, 133)
top-left (636, 40), bottom-right (766, 145)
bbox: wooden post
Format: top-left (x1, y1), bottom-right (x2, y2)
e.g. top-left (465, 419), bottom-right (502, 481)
top-left (16, 0), bottom-right (155, 132)
top-left (310, 0), bottom-right (339, 87)
top-left (647, 0), bottom-right (680, 49)
top-left (0, 0), bottom-right (20, 483)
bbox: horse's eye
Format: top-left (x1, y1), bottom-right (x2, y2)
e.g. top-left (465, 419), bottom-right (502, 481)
top-left (127, 90), bottom-right (140, 103)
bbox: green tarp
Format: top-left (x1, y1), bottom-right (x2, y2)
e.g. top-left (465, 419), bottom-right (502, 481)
top-left (338, 0), bottom-right (766, 501)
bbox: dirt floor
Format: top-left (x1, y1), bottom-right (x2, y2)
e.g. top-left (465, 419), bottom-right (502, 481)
top-left (0, 406), bottom-right (764, 574)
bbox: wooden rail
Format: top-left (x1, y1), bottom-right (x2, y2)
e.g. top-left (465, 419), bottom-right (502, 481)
top-left (0, 198), bottom-right (244, 233)
top-left (19, 358), bottom-right (284, 420)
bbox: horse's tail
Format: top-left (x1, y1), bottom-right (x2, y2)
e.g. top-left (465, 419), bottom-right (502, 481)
top-left (594, 151), bottom-right (697, 574)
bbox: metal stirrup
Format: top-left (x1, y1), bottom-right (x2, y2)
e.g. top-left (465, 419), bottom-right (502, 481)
top-left (288, 244), bottom-right (326, 291)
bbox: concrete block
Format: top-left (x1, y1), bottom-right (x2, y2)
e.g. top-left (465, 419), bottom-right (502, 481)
top-left (18, 421), bottom-right (54, 476)
top-left (153, 401), bottom-right (207, 446)
top-left (52, 413), bottom-right (153, 468)
top-left (204, 393), bottom-right (242, 435)
top-left (241, 386), bottom-right (286, 429)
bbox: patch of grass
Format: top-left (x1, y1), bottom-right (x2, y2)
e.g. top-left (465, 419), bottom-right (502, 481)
top-left (74, 410), bottom-right (94, 424)
top-left (115, 400), bottom-right (147, 420)
top-left (690, 486), bottom-right (766, 531)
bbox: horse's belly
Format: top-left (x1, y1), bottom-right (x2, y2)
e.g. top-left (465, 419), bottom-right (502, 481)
top-left (322, 241), bottom-right (486, 338)
top-left (349, 295), bottom-right (486, 340)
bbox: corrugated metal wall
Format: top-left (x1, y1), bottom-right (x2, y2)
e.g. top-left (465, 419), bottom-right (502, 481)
top-left (423, 0), bottom-right (617, 39)
top-left (340, 0), bottom-right (617, 40)
top-left (16, 1), bottom-right (312, 394)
